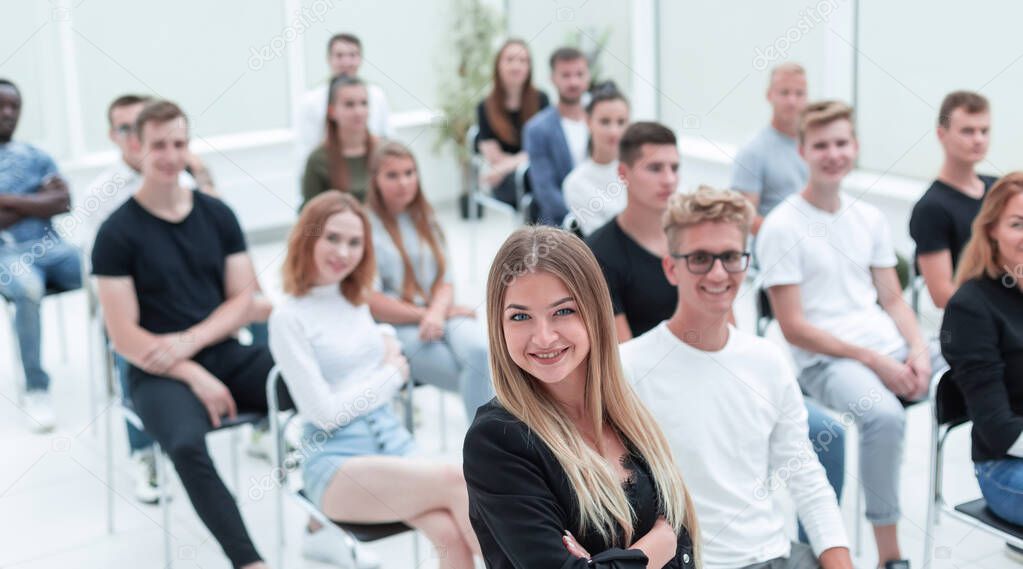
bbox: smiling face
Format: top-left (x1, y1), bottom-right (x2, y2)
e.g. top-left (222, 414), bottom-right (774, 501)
top-left (991, 192), bottom-right (1023, 274)
top-left (665, 221), bottom-right (747, 319)
top-left (328, 39), bottom-right (362, 77)
top-left (139, 117), bottom-right (189, 185)
top-left (800, 118), bottom-right (858, 186)
top-left (502, 271), bottom-right (590, 389)
top-left (313, 210), bottom-right (366, 286)
top-left (375, 154), bottom-right (419, 214)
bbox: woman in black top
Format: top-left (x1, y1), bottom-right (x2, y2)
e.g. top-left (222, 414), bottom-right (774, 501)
top-left (463, 227), bottom-right (700, 568)
top-left (941, 171), bottom-right (1023, 527)
top-left (476, 39), bottom-right (549, 206)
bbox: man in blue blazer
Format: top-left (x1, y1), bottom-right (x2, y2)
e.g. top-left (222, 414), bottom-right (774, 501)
top-left (523, 47), bottom-right (591, 226)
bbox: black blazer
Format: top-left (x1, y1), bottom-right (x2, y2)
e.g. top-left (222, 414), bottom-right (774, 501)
top-left (463, 400), bottom-right (696, 569)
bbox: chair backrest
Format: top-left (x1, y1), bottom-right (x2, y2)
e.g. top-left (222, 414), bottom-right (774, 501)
top-left (934, 369), bottom-right (969, 427)
top-left (757, 287), bottom-right (774, 321)
top-left (467, 124), bottom-right (481, 156)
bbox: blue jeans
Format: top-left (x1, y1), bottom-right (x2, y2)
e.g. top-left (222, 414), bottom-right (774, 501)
top-left (799, 399), bottom-right (846, 543)
top-left (975, 458), bottom-right (1023, 526)
top-left (0, 239), bottom-right (82, 392)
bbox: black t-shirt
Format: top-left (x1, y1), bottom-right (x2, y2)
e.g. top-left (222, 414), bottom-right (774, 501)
top-left (586, 218), bottom-right (676, 338)
top-left (91, 191), bottom-right (247, 334)
top-left (476, 91), bottom-right (550, 154)
top-left (941, 276), bottom-right (1023, 462)
top-left (909, 175), bottom-right (996, 269)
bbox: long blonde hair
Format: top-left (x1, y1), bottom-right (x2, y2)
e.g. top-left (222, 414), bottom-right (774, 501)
top-left (485, 226), bottom-right (701, 557)
top-left (366, 141), bottom-right (447, 303)
top-left (956, 172), bottom-right (1023, 285)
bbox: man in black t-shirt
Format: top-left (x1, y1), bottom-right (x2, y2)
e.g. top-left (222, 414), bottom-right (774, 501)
top-left (909, 90), bottom-right (993, 309)
top-left (586, 122), bottom-right (680, 341)
top-left (92, 101), bottom-right (276, 569)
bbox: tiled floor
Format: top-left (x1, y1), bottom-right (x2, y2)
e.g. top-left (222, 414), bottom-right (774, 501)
top-left (0, 204), bottom-right (1015, 568)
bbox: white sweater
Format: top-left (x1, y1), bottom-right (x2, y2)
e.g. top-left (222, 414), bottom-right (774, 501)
top-left (561, 158), bottom-right (625, 236)
top-left (620, 323), bottom-right (848, 569)
top-left (268, 283), bottom-right (404, 431)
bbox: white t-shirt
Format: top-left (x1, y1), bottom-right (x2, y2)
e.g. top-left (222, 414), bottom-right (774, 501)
top-left (294, 82), bottom-right (392, 174)
top-left (560, 116), bottom-right (589, 167)
top-left (562, 158), bottom-right (625, 236)
top-left (756, 192), bottom-right (904, 370)
top-left (620, 323), bottom-right (848, 569)
top-left (76, 160), bottom-right (194, 253)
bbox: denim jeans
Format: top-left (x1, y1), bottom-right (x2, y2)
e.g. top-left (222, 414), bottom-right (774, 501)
top-left (0, 239), bottom-right (82, 392)
top-left (975, 458), bottom-right (1023, 526)
top-left (799, 400), bottom-right (846, 543)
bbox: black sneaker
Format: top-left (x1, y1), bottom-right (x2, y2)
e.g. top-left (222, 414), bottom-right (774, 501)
top-left (883, 560), bottom-right (910, 569)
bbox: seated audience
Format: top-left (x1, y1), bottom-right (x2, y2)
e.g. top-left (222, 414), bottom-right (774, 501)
top-left (758, 100), bottom-right (944, 569)
top-left (910, 90), bottom-right (995, 309)
top-left (563, 81), bottom-right (629, 236)
top-left (269, 190), bottom-right (480, 569)
top-left (731, 62), bottom-right (808, 234)
top-left (93, 101), bottom-right (279, 569)
top-left (82, 94), bottom-right (272, 504)
top-left (621, 187), bottom-right (851, 569)
top-left (940, 172), bottom-right (1023, 543)
top-left (463, 226), bottom-right (700, 568)
top-left (301, 75), bottom-right (378, 208)
top-left (365, 142), bottom-right (493, 419)
top-left (476, 38), bottom-right (549, 208)
top-left (523, 47), bottom-right (591, 225)
top-left (586, 122), bottom-right (679, 341)
top-left (295, 32), bottom-right (392, 171)
top-left (0, 78), bottom-right (82, 433)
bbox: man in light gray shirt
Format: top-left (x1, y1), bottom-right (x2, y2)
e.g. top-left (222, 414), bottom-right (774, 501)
top-left (731, 62), bottom-right (808, 234)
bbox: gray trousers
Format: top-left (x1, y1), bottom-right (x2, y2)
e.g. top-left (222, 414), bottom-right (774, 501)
top-left (798, 341), bottom-right (945, 525)
top-left (741, 542), bottom-right (820, 569)
top-left (394, 315), bottom-right (494, 420)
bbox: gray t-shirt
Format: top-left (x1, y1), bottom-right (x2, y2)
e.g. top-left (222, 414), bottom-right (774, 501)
top-left (369, 210), bottom-right (451, 305)
top-left (730, 126), bottom-right (807, 217)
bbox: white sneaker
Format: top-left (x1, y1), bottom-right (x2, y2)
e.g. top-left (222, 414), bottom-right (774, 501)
top-left (131, 450), bottom-right (161, 505)
top-left (302, 526), bottom-right (382, 569)
top-left (246, 425), bottom-right (272, 461)
top-left (24, 391), bottom-right (56, 433)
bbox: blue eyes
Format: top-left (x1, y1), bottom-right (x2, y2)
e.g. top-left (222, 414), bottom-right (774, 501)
top-left (508, 307), bottom-right (575, 322)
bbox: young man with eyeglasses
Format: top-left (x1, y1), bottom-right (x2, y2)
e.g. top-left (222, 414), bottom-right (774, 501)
top-left (620, 186), bottom-right (851, 569)
top-left (758, 101), bottom-right (944, 569)
top-left (78, 94), bottom-right (216, 253)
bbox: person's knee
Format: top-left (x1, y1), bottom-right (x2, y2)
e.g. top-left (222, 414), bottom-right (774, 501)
top-left (0, 268), bottom-right (44, 304)
top-left (441, 464), bottom-right (468, 499)
top-left (425, 512), bottom-right (464, 551)
top-left (860, 399), bottom-right (905, 438)
top-left (163, 435), bottom-right (209, 467)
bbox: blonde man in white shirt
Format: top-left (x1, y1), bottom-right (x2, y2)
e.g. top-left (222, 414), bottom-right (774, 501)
top-left (620, 186), bottom-right (851, 569)
top-left (294, 33), bottom-right (393, 173)
top-left (757, 101), bottom-right (944, 569)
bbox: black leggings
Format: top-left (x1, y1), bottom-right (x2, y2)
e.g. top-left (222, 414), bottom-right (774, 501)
top-left (129, 339), bottom-right (279, 568)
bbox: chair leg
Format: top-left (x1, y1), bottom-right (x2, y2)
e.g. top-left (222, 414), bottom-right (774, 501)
top-left (106, 390), bottom-right (115, 534)
top-left (923, 422), bottom-right (941, 569)
top-left (231, 429), bottom-right (241, 499)
top-left (854, 479), bottom-right (863, 556)
top-left (439, 391), bottom-right (448, 452)
top-left (56, 295), bottom-right (68, 363)
top-left (7, 303), bottom-right (27, 407)
top-left (155, 443), bottom-right (174, 568)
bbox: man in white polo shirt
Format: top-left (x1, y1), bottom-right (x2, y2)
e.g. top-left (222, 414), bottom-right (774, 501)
top-left (620, 186), bottom-right (851, 569)
top-left (757, 100), bottom-right (943, 569)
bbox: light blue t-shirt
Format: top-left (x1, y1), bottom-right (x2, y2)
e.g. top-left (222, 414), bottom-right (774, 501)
top-left (0, 141), bottom-right (60, 243)
top-left (730, 126), bottom-right (807, 217)
top-left (369, 210), bottom-right (451, 306)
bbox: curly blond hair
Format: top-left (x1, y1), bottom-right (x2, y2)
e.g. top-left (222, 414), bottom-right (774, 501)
top-left (663, 185), bottom-right (754, 250)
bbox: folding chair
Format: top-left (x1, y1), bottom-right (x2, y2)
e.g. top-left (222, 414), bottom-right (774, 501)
top-left (265, 365), bottom-right (420, 568)
top-left (923, 369), bottom-right (1023, 566)
top-left (466, 124), bottom-right (533, 224)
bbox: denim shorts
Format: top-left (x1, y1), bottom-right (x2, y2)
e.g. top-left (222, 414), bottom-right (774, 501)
top-left (302, 404), bottom-right (416, 509)
top-left (975, 458), bottom-right (1023, 526)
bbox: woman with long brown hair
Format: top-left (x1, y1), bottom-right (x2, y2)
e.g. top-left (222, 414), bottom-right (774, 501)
top-left (463, 226), bottom-right (701, 568)
top-left (301, 75), bottom-right (378, 208)
top-left (366, 141), bottom-right (494, 419)
top-left (268, 191), bottom-right (480, 568)
top-left (941, 173), bottom-right (1023, 542)
top-left (476, 38), bottom-right (549, 206)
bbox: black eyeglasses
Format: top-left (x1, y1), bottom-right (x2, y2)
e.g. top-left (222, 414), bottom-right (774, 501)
top-left (669, 250), bottom-right (751, 274)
